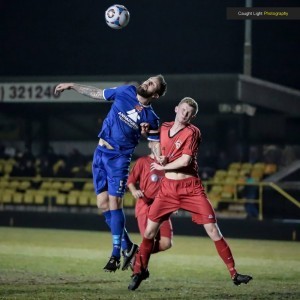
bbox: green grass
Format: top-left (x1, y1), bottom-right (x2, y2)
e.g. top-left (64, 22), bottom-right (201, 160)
top-left (0, 227), bottom-right (299, 300)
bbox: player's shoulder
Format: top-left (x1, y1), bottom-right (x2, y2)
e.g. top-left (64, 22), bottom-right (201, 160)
top-left (137, 155), bottom-right (148, 162)
top-left (133, 155), bottom-right (149, 167)
top-left (187, 123), bottom-right (201, 135)
top-left (161, 121), bottom-right (173, 129)
top-left (117, 84), bottom-right (137, 94)
top-left (186, 123), bottom-right (202, 142)
top-left (187, 123), bottom-right (200, 133)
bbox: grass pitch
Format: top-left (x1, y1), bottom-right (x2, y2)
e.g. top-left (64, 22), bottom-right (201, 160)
top-left (0, 227), bottom-right (299, 300)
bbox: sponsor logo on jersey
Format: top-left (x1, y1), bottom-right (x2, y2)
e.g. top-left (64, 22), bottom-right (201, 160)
top-left (175, 140), bottom-right (182, 149)
top-left (118, 110), bottom-right (139, 130)
top-left (127, 108), bottom-right (141, 122)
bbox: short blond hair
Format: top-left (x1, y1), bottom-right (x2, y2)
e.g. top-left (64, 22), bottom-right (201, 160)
top-left (178, 97), bottom-right (198, 115)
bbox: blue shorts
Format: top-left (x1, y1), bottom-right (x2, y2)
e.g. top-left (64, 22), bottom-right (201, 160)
top-left (92, 145), bottom-right (132, 197)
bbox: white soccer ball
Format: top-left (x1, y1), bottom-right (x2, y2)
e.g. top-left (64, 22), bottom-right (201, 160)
top-left (105, 4), bottom-right (130, 30)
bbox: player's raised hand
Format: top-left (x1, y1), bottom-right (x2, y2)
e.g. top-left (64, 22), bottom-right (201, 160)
top-left (140, 122), bottom-right (150, 135)
top-left (150, 162), bottom-right (164, 171)
top-left (157, 155), bottom-right (167, 166)
top-left (54, 83), bottom-right (74, 95)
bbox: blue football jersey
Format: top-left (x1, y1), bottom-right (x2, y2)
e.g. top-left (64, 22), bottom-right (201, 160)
top-left (99, 85), bottom-right (160, 153)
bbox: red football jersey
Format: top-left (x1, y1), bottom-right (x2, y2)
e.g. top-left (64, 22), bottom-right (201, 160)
top-left (127, 155), bottom-right (164, 203)
top-left (160, 121), bottom-right (201, 177)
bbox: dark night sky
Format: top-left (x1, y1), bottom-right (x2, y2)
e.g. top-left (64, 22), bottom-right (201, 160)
top-left (1, 0), bottom-right (300, 89)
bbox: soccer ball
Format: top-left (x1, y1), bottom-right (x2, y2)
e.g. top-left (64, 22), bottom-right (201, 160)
top-left (105, 4), bottom-right (130, 30)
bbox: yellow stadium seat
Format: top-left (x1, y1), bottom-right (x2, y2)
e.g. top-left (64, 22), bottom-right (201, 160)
top-left (0, 180), bottom-right (9, 189)
top-left (207, 193), bottom-right (221, 209)
top-left (208, 185), bottom-right (223, 209)
top-left (19, 180), bottom-right (31, 191)
top-left (225, 176), bottom-right (236, 184)
top-left (78, 192), bottom-right (90, 206)
top-left (67, 191), bottom-right (80, 205)
top-left (241, 163), bottom-right (253, 171)
top-left (40, 181), bottom-right (52, 190)
top-left (3, 164), bottom-right (14, 175)
top-left (23, 190), bottom-right (35, 204)
top-left (215, 170), bottom-right (227, 178)
top-left (212, 176), bottom-right (223, 184)
top-left (221, 190), bottom-right (234, 199)
top-left (1, 189), bottom-right (14, 203)
top-left (56, 193), bottom-right (67, 205)
top-left (51, 181), bottom-right (63, 190)
top-left (209, 185), bottom-right (223, 194)
top-left (228, 162), bottom-right (241, 170)
top-left (12, 192), bottom-right (23, 204)
top-left (227, 169), bottom-right (239, 177)
top-left (253, 162), bottom-right (265, 170)
top-left (34, 191), bottom-right (46, 205)
top-left (10, 180), bottom-right (20, 189)
top-left (82, 182), bottom-right (94, 191)
top-left (60, 181), bottom-right (74, 192)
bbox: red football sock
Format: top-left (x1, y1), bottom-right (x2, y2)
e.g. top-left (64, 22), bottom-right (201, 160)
top-left (214, 237), bottom-right (236, 277)
top-left (133, 237), bottom-right (154, 274)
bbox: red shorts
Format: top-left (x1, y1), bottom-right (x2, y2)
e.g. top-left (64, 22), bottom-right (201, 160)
top-left (135, 198), bottom-right (173, 239)
top-left (148, 176), bottom-right (216, 225)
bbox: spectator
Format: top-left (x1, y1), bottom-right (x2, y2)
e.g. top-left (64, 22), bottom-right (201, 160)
top-left (243, 173), bottom-right (259, 219)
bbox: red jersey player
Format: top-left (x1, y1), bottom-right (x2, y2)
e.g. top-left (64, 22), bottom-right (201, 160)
top-left (128, 97), bottom-right (253, 290)
top-left (127, 141), bottom-right (173, 254)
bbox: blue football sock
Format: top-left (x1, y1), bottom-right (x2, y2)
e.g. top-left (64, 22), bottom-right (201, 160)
top-left (103, 210), bottom-right (111, 228)
top-left (110, 209), bottom-right (125, 258)
top-left (102, 210), bottom-right (131, 252)
top-left (122, 228), bottom-right (133, 252)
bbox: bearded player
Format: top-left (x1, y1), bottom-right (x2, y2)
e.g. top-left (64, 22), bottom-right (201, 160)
top-left (54, 75), bottom-right (167, 272)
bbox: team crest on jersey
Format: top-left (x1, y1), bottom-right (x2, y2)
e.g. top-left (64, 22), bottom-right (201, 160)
top-left (126, 108), bottom-right (141, 122)
top-left (134, 105), bottom-right (144, 112)
top-left (175, 140), bottom-right (182, 149)
top-left (151, 174), bottom-right (159, 182)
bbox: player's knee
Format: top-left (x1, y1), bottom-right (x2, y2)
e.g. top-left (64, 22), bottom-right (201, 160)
top-left (204, 223), bottom-right (222, 241)
top-left (160, 238), bottom-right (173, 251)
top-left (144, 230), bottom-right (156, 239)
top-left (97, 194), bottom-right (109, 210)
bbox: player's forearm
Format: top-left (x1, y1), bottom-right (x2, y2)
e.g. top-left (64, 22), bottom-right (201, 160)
top-left (128, 183), bottom-right (144, 199)
top-left (72, 84), bottom-right (104, 100)
top-left (127, 183), bottom-right (136, 194)
top-left (163, 155), bottom-right (192, 171)
top-left (150, 141), bottom-right (161, 160)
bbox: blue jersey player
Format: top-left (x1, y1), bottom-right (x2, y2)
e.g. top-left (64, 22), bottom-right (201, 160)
top-left (54, 75), bottom-right (167, 272)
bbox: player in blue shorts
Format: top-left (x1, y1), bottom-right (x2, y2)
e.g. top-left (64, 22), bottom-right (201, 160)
top-left (54, 75), bottom-right (167, 272)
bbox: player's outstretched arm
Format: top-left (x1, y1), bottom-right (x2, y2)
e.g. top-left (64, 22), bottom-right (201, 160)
top-left (150, 154), bottom-right (192, 171)
top-left (54, 83), bottom-right (104, 100)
